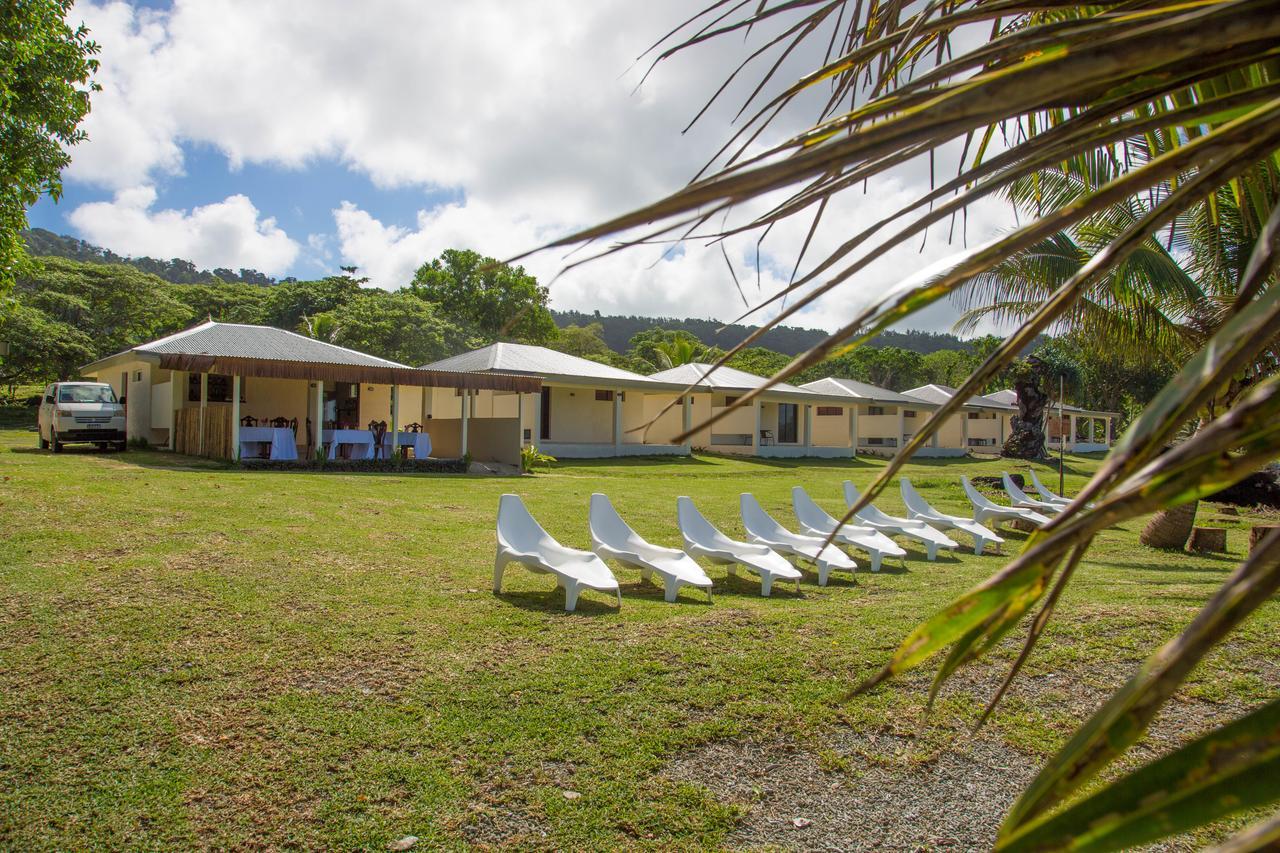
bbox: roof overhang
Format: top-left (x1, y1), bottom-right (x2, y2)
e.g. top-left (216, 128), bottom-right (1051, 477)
top-left (151, 354), bottom-right (541, 392)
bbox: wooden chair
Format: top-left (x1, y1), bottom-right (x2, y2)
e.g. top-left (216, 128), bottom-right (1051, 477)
top-left (287, 417), bottom-right (298, 437)
top-left (240, 415), bottom-right (258, 427)
top-left (368, 420), bottom-right (388, 459)
top-left (759, 429), bottom-right (775, 446)
top-left (269, 416), bottom-right (290, 430)
top-left (405, 422), bottom-right (422, 433)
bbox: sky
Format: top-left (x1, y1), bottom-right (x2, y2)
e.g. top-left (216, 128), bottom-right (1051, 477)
top-left (27, 0), bottom-right (1018, 336)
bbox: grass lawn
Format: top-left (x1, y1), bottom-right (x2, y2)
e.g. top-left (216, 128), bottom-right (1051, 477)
top-left (1, 423), bottom-right (1276, 850)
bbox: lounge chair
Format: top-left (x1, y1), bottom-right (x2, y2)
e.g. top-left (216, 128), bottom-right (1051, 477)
top-left (740, 494), bottom-right (856, 586)
top-left (962, 476), bottom-right (1051, 529)
top-left (1027, 470), bottom-right (1081, 508)
top-left (589, 493), bottom-right (713, 603)
top-left (899, 477), bottom-right (1004, 556)
top-left (842, 481), bottom-right (960, 561)
top-left (792, 486), bottom-right (905, 572)
top-left (677, 496), bottom-right (801, 596)
top-left (1003, 473), bottom-right (1067, 515)
top-left (494, 494), bottom-right (621, 612)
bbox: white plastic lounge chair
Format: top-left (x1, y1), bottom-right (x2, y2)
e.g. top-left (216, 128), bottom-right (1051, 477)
top-left (842, 482), bottom-right (960, 561)
top-left (1027, 470), bottom-right (1082, 508)
top-left (962, 476), bottom-right (1051, 530)
top-left (494, 494), bottom-right (621, 612)
top-left (739, 493), bottom-right (856, 586)
top-left (677, 496), bottom-right (801, 596)
top-left (589, 493), bottom-right (713, 603)
top-left (1002, 473), bottom-right (1067, 515)
top-left (899, 477), bottom-right (1004, 556)
top-left (791, 486), bottom-right (905, 572)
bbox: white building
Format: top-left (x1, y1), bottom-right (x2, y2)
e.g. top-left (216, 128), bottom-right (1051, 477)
top-left (802, 377), bottom-right (968, 457)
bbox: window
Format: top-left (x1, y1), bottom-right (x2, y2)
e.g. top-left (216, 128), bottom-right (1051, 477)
top-left (903, 410), bottom-right (917, 418)
top-left (816, 406), bottom-right (842, 416)
top-left (867, 436), bottom-right (885, 445)
top-left (723, 395), bottom-right (740, 406)
top-left (188, 373), bottom-right (241, 403)
top-left (867, 406), bottom-right (885, 416)
top-left (59, 385), bottom-right (118, 404)
top-left (595, 390), bottom-right (614, 402)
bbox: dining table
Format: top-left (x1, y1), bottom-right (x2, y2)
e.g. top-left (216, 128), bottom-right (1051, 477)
top-left (323, 428), bottom-right (377, 460)
top-left (238, 426), bottom-right (298, 461)
top-left (379, 431), bottom-right (432, 459)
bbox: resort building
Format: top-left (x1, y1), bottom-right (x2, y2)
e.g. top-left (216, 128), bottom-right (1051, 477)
top-left (902, 383), bottom-right (1012, 451)
top-left (801, 377), bottom-right (967, 457)
top-left (645, 363), bottom-right (857, 458)
top-left (79, 321), bottom-right (539, 464)
top-left (423, 342), bottom-right (693, 458)
top-left (981, 389), bottom-right (1115, 452)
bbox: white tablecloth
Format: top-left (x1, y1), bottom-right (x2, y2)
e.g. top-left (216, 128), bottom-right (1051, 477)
top-left (379, 431), bottom-right (432, 459)
top-left (324, 428), bottom-right (376, 460)
top-left (239, 426), bottom-right (298, 461)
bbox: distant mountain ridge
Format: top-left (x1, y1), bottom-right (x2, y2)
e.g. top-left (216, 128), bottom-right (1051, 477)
top-left (22, 228), bottom-right (970, 356)
top-left (551, 310), bottom-right (970, 357)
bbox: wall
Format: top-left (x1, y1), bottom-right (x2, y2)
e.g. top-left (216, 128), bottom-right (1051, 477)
top-left (467, 417), bottom-right (521, 465)
top-left (546, 385), bottom-right (613, 444)
top-left (810, 406), bottom-right (851, 447)
top-left (620, 389), bottom-right (645, 444)
top-left (856, 407), bottom-right (903, 446)
top-left (965, 411), bottom-right (1003, 446)
top-left (640, 393), bottom-right (685, 445)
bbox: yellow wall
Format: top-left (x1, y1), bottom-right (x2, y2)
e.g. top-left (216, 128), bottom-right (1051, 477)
top-left (546, 386), bottom-right (614, 444)
top-left (811, 407), bottom-right (852, 447)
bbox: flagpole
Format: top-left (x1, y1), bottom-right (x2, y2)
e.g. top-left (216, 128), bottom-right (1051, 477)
top-left (1059, 374), bottom-right (1066, 495)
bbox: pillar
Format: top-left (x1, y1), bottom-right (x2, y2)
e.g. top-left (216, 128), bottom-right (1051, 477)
top-left (313, 380), bottom-right (324, 460)
top-left (1069, 414), bottom-right (1078, 451)
top-left (613, 389), bottom-right (622, 451)
top-left (752, 399), bottom-right (761, 454)
top-left (169, 369), bottom-right (184, 450)
top-left (802, 404), bottom-right (811, 449)
top-left (930, 412), bottom-right (939, 448)
top-left (198, 372), bottom-right (208, 456)
top-left (390, 384), bottom-right (400, 459)
top-left (961, 411), bottom-right (969, 450)
top-left (532, 390), bottom-right (542, 445)
top-left (516, 392), bottom-right (524, 446)
top-left (681, 394), bottom-right (692, 452)
top-left (1105, 416), bottom-right (1113, 446)
top-left (896, 406), bottom-right (906, 449)
top-left (231, 375), bottom-right (241, 461)
top-left (461, 391), bottom-right (470, 457)
top-left (848, 405), bottom-right (858, 456)
top-left (999, 414), bottom-right (1006, 444)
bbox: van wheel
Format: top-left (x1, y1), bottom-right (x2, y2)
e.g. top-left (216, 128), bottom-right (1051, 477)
top-left (39, 435), bottom-right (49, 450)
top-left (50, 430), bottom-right (62, 453)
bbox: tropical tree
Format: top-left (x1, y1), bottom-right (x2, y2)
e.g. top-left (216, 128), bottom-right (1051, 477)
top-left (548, 322), bottom-right (613, 360)
top-left (625, 328), bottom-right (718, 372)
top-left (530, 2), bottom-right (1280, 848)
top-left (0, 0), bottom-right (99, 295)
top-left (0, 300), bottom-right (94, 391)
top-left (408, 249), bottom-right (556, 346)
top-left (308, 291), bottom-right (461, 366)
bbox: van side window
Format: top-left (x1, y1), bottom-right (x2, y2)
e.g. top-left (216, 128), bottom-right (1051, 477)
top-left (44, 387), bottom-right (55, 403)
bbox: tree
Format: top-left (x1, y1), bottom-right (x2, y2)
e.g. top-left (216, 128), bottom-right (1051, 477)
top-left (0, 300), bottom-right (94, 391)
top-left (797, 346), bottom-right (924, 391)
top-left (548, 322), bottom-right (613, 360)
top-left (408, 249), bottom-right (556, 345)
top-left (1, 2), bottom-right (99, 295)
top-left (725, 346), bottom-right (790, 379)
top-left (309, 291), bottom-right (461, 367)
top-left (1002, 357), bottom-right (1051, 459)
top-left (625, 328), bottom-right (715, 373)
top-left (262, 276), bottom-right (362, 330)
top-left (551, 3), bottom-right (1280, 847)
top-left (920, 349), bottom-right (974, 388)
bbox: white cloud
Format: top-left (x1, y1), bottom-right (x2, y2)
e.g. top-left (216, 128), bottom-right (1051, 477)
top-left (68, 186), bottom-right (300, 275)
top-left (60, 0), bottom-right (1019, 332)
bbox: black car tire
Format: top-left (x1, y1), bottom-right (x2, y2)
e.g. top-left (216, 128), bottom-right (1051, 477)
top-left (39, 430), bottom-right (49, 450)
top-left (50, 430), bottom-right (62, 453)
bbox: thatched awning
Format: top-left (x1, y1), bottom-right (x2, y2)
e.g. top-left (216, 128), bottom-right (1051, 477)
top-left (156, 354), bottom-right (541, 393)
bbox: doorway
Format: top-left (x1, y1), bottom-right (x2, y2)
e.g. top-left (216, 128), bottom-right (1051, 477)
top-left (777, 403), bottom-right (798, 444)
top-left (325, 383), bottom-right (360, 428)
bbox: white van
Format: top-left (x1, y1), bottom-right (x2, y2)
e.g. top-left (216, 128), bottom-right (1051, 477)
top-left (37, 382), bottom-right (128, 452)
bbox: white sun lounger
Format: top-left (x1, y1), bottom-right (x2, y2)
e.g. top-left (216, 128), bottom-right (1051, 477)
top-left (740, 493), bottom-right (856, 586)
top-left (899, 477), bottom-right (1004, 556)
top-left (495, 494), bottom-right (621, 612)
top-left (677, 496), bottom-right (801, 596)
top-left (589, 493), bottom-right (713, 603)
top-left (791, 486), bottom-right (905, 572)
top-left (962, 476), bottom-right (1051, 529)
top-left (1027, 470), bottom-right (1081, 508)
top-left (842, 481), bottom-right (959, 561)
top-left (1003, 473), bottom-right (1067, 515)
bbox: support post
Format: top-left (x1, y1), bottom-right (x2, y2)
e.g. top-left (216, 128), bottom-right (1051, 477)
top-left (516, 392), bottom-right (524, 446)
top-left (198, 372), bottom-right (208, 456)
top-left (802, 404), bottom-right (811, 449)
top-left (961, 411), bottom-right (969, 450)
top-left (390, 384), bottom-right (400, 459)
top-left (231, 375), bottom-right (241, 461)
top-left (1105, 415), bottom-right (1113, 447)
top-left (848, 405), bottom-right (858, 457)
top-left (532, 390), bottom-right (542, 444)
top-left (752, 399), bottom-right (761, 455)
top-left (613, 389), bottom-right (622, 452)
top-left (1069, 414), bottom-right (1078, 451)
top-left (896, 406), bottom-right (906, 450)
top-left (461, 391), bottom-right (470, 458)
top-left (169, 370), bottom-right (184, 450)
top-left (681, 394), bottom-right (692, 452)
top-left (999, 414), bottom-right (1006, 445)
top-left (314, 380), bottom-right (324, 459)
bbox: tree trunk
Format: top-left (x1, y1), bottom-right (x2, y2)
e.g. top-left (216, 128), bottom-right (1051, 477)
top-left (1003, 361), bottom-right (1050, 460)
top-left (1141, 500), bottom-right (1198, 549)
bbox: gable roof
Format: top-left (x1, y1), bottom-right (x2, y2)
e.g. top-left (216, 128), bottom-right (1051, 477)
top-left (423, 342), bottom-right (679, 389)
top-left (82, 321), bottom-right (540, 392)
top-left (800, 377), bottom-right (922, 406)
top-left (648, 363), bottom-right (845, 402)
top-left (985, 388), bottom-right (1117, 417)
top-left (902, 383), bottom-right (1007, 411)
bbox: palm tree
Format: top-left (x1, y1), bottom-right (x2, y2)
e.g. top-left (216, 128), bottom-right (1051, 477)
top-left (522, 3), bottom-right (1280, 847)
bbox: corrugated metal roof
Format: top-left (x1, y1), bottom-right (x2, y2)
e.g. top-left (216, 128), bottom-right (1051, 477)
top-left (424, 342), bottom-right (662, 386)
top-left (984, 388), bottom-right (1116, 417)
top-left (902, 383), bottom-right (1007, 410)
top-left (132, 320), bottom-right (411, 368)
top-left (647, 363), bottom-right (816, 396)
top-left (800, 377), bottom-right (922, 405)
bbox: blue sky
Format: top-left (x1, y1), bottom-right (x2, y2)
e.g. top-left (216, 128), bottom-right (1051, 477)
top-left (30, 0), bottom-right (1012, 333)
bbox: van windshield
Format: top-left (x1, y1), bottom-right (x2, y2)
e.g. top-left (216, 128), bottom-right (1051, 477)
top-left (58, 385), bottom-right (118, 404)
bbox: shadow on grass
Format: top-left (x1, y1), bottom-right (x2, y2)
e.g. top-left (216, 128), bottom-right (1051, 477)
top-left (494, 589), bottom-right (623, 615)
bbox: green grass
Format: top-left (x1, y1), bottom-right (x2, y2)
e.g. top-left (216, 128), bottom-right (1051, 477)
top-left (1, 428), bottom-right (1276, 849)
